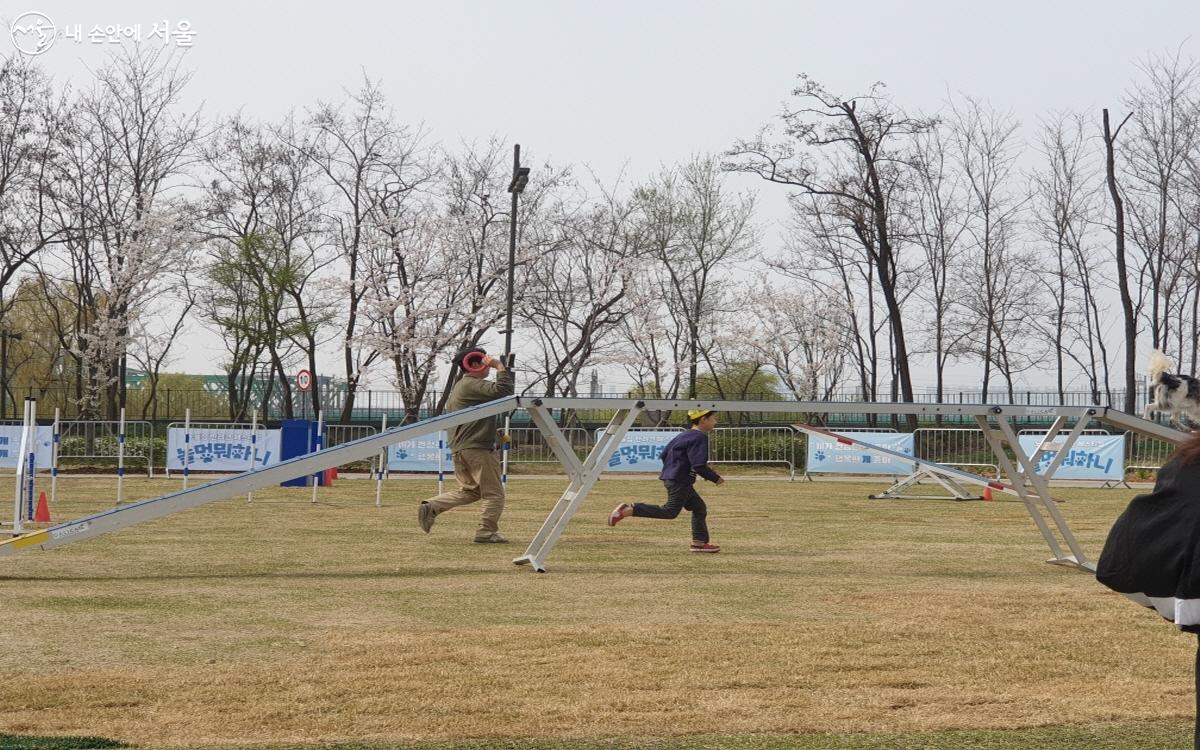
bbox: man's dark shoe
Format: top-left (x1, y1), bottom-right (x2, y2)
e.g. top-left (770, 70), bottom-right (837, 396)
top-left (418, 502), bottom-right (436, 533)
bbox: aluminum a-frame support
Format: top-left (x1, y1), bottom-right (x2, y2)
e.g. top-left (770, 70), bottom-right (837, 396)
top-left (972, 409), bottom-right (1095, 570)
top-left (513, 399), bottom-right (643, 573)
top-left (795, 422), bottom-right (1092, 570)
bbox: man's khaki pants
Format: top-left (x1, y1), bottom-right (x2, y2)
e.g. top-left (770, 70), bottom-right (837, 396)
top-left (423, 448), bottom-right (505, 539)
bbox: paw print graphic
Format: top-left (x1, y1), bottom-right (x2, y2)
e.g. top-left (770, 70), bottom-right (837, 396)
top-left (396, 449), bottom-right (409, 460)
top-left (814, 450), bottom-right (827, 461)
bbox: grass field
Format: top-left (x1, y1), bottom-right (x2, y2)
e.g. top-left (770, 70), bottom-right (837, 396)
top-left (0, 475), bottom-right (1193, 749)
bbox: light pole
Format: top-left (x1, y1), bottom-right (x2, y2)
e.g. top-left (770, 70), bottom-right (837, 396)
top-left (501, 146), bottom-right (529, 489)
top-left (504, 144), bottom-right (530, 364)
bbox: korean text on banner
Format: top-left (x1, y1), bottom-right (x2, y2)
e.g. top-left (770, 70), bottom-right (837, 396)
top-left (599, 429), bottom-right (683, 473)
top-left (805, 431), bottom-right (915, 475)
top-left (387, 431), bottom-right (452, 472)
top-left (1017, 434), bottom-right (1125, 480)
top-left (167, 427), bottom-right (281, 471)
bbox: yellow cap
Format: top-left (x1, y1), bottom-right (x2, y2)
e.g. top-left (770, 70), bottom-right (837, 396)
top-left (687, 409), bottom-right (715, 420)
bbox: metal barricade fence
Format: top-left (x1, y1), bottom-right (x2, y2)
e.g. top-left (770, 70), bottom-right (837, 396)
top-left (324, 424), bottom-right (378, 471)
top-left (163, 421), bottom-right (256, 478)
top-left (912, 428), bottom-right (1000, 478)
top-left (324, 424), bottom-right (377, 448)
top-left (501, 426), bottom-right (592, 464)
top-left (57, 420), bottom-right (155, 477)
top-left (709, 426), bottom-right (797, 479)
top-left (1124, 430), bottom-right (1174, 476)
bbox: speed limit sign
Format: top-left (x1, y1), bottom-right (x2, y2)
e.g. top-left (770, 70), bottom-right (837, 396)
top-left (296, 369), bottom-right (313, 392)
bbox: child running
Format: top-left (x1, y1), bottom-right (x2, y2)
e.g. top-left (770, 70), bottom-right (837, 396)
top-left (607, 408), bottom-right (723, 552)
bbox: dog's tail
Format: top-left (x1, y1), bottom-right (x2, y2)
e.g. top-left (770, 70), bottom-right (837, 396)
top-left (1148, 349), bottom-right (1174, 385)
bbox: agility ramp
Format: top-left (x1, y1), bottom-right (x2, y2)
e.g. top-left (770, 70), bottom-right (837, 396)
top-left (798, 423), bottom-right (993, 501)
top-left (1, 396), bottom-right (1187, 574)
top-left (511, 399), bottom-right (1188, 573)
top-left (0, 398), bottom-right (519, 557)
top-left (796, 423), bottom-right (1092, 568)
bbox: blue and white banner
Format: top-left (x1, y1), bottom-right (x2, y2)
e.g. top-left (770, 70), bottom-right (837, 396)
top-left (1018, 435), bottom-right (1125, 481)
top-left (0, 426), bottom-right (53, 469)
top-left (387, 430), bottom-right (452, 472)
top-left (167, 427), bottom-right (281, 471)
top-left (600, 429), bottom-right (683, 472)
top-left (806, 431), bottom-right (915, 475)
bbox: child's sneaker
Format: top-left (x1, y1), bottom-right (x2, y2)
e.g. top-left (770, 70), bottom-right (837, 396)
top-left (689, 542), bottom-right (720, 553)
top-left (608, 503), bottom-right (632, 527)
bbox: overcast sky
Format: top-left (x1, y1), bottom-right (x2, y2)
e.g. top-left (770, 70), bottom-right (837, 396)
top-left (6, 1), bottom-right (1200, 390)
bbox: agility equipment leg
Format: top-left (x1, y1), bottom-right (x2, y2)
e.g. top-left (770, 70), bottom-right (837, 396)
top-left (514, 401), bottom-right (643, 573)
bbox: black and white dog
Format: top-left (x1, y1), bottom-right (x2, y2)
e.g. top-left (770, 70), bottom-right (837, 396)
top-left (1144, 349), bottom-right (1200, 426)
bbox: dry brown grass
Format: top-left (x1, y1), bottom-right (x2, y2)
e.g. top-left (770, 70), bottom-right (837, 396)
top-left (0, 476), bottom-right (1190, 747)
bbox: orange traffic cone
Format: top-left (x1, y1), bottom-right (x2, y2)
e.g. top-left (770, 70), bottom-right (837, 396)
top-left (982, 486), bottom-right (993, 502)
top-left (33, 491), bottom-right (50, 522)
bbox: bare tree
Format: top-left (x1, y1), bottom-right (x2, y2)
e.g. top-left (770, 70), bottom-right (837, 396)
top-left (908, 122), bottom-right (973, 407)
top-left (45, 48), bottom-right (201, 417)
top-left (1031, 111), bottom-right (1110, 401)
top-left (638, 155), bottom-right (756, 399)
top-left (306, 76), bottom-right (428, 423)
top-left (734, 275), bottom-right (848, 401)
top-left (519, 177), bottom-right (644, 398)
top-left (776, 194), bottom-right (886, 406)
top-left (267, 114), bottom-right (339, 420)
top-left (0, 57), bottom-right (69, 322)
top-left (1103, 106), bottom-right (1138, 413)
top-left (727, 76), bottom-right (932, 428)
top-left (948, 95), bottom-right (1038, 400)
top-left (127, 272), bottom-right (197, 421)
top-left (194, 115), bottom-right (283, 416)
top-left (1122, 51), bottom-right (1200, 353)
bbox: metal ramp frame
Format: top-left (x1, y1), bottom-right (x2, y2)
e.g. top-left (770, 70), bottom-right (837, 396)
top-left (507, 400), bottom-right (1188, 573)
top-left (796, 422), bottom-right (1092, 568)
top-left (0, 398), bottom-right (519, 557)
top-left (868, 467), bottom-right (982, 501)
top-left (512, 399), bottom-right (643, 572)
top-left (2, 397), bottom-right (1189, 574)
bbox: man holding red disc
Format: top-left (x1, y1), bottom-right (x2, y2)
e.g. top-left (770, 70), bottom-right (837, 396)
top-left (417, 347), bottom-right (514, 543)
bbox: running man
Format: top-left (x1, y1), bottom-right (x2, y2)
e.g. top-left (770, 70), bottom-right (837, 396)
top-left (417, 346), bottom-right (514, 543)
